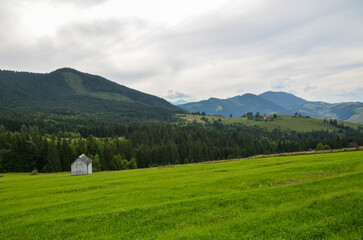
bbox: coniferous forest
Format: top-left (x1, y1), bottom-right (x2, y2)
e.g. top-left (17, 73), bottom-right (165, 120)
top-left (1, 113), bottom-right (362, 173)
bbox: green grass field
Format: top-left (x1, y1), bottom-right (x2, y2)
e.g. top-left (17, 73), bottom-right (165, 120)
top-left (178, 114), bottom-right (362, 132)
top-left (1, 151), bottom-right (362, 239)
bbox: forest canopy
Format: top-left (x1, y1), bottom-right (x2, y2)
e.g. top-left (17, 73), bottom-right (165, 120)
top-left (0, 114), bottom-right (362, 173)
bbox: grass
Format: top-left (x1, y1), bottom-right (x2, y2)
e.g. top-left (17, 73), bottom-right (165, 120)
top-left (1, 151), bottom-right (362, 239)
top-left (62, 72), bottom-right (132, 102)
top-left (178, 114), bottom-right (362, 132)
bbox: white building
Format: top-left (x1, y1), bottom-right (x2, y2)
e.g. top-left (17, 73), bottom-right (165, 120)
top-left (71, 154), bottom-right (93, 175)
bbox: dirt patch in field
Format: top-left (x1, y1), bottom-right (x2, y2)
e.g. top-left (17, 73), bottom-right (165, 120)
top-left (273, 180), bottom-right (299, 186)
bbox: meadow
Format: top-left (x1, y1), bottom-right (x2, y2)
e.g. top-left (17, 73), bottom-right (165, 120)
top-left (1, 150), bottom-right (362, 239)
top-left (178, 114), bottom-right (362, 132)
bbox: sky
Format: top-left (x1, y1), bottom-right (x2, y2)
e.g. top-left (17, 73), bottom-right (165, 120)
top-left (0, 0), bottom-right (362, 103)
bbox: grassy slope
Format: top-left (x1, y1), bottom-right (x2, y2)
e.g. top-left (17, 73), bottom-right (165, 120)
top-left (1, 151), bottom-right (362, 239)
top-left (179, 114), bottom-right (362, 132)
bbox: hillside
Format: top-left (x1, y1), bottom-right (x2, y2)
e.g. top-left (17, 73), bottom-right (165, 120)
top-left (0, 68), bottom-right (184, 121)
top-left (259, 91), bottom-right (309, 110)
top-left (1, 151), bottom-right (362, 239)
top-left (179, 91), bottom-right (363, 123)
top-left (180, 93), bottom-right (289, 117)
top-left (178, 114), bottom-right (363, 132)
top-left (259, 91), bottom-right (363, 123)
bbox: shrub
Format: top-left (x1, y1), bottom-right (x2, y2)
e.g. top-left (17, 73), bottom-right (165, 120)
top-left (316, 143), bottom-right (324, 151)
top-left (30, 169), bottom-right (38, 175)
top-left (323, 145), bottom-right (330, 150)
top-left (128, 158), bottom-right (137, 169)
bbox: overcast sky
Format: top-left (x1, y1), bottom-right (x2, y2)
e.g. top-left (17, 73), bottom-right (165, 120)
top-left (1, 0), bottom-right (362, 103)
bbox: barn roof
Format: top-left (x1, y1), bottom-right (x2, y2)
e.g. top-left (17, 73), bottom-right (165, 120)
top-left (78, 154), bottom-right (93, 164)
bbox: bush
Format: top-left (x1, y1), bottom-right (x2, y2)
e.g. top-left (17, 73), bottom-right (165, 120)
top-left (323, 145), bottom-right (330, 150)
top-left (316, 143), bottom-right (324, 151)
top-left (30, 169), bottom-right (38, 175)
top-left (128, 158), bottom-right (137, 169)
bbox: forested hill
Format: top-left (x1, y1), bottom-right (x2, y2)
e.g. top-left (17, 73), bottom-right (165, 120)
top-left (0, 68), bottom-right (184, 121)
top-left (179, 91), bottom-right (363, 123)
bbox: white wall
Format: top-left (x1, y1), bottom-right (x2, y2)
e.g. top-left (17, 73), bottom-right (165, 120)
top-left (71, 158), bottom-right (88, 175)
top-left (88, 163), bottom-right (92, 174)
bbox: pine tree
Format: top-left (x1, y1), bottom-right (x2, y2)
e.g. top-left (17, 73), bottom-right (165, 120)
top-left (43, 134), bottom-right (61, 172)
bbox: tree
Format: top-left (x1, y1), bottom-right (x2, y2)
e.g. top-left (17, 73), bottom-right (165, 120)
top-left (59, 139), bottom-right (71, 171)
top-left (0, 125), bottom-right (5, 134)
top-left (111, 155), bottom-right (121, 170)
top-left (323, 144), bottom-right (330, 150)
top-left (102, 137), bottom-right (113, 170)
top-left (92, 154), bottom-right (101, 172)
top-left (111, 154), bottom-right (128, 170)
top-left (86, 135), bottom-right (98, 156)
top-left (75, 136), bottom-right (86, 156)
top-left (247, 112), bottom-right (254, 120)
top-left (43, 134), bottom-right (61, 172)
top-left (128, 157), bottom-right (137, 169)
top-left (255, 112), bottom-right (261, 121)
top-left (20, 124), bottom-right (28, 136)
top-left (316, 143), bottom-right (324, 151)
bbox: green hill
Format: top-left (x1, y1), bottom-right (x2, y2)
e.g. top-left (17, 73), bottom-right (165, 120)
top-left (179, 91), bottom-right (363, 123)
top-left (259, 91), bottom-right (363, 123)
top-left (1, 150), bottom-right (362, 239)
top-left (180, 93), bottom-right (289, 117)
top-left (0, 68), bottom-right (184, 121)
top-left (178, 114), bottom-right (363, 132)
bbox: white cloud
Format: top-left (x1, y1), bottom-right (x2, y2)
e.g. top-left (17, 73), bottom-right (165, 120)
top-left (166, 90), bottom-right (191, 100)
top-left (0, 0), bottom-right (362, 102)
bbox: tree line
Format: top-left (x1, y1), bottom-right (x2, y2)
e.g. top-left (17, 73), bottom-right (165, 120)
top-left (0, 120), bottom-right (362, 173)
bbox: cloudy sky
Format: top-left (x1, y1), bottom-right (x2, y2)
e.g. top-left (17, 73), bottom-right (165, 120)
top-left (1, 0), bottom-right (362, 103)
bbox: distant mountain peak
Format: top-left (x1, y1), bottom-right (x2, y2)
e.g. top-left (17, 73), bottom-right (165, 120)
top-left (52, 67), bottom-right (80, 73)
top-left (259, 91), bottom-right (307, 110)
top-left (180, 92), bottom-right (289, 116)
top-left (179, 91), bottom-right (363, 123)
top-left (170, 99), bottom-right (189, 105)
top-left (208, 97), bottom-right (220, 101)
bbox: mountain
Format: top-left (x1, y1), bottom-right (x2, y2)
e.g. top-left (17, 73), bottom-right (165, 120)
top-left (259, 91), bottom-right (331, 116)
top-left (171, 99), bottom-right (189, 105)
top-left (324, 102), bottom-right (363, 123)
top-left (259, 91), bottom-right (308, 110)
top-left (259, 91), bottom-right (363, 123)
top-left (179, 91), bottom-right (363, 123)
top-left (180, 93), bottom-right (290, 117)
top-left (0, 68), bottom-right (184, 121)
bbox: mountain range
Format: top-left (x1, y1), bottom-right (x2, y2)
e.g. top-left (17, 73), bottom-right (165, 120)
top-left (179, 91), bottom-right (363, 123)
top-left (0, 68), bottom-right (183, 122)
top-left (1, 68), bottom-right (362, 124)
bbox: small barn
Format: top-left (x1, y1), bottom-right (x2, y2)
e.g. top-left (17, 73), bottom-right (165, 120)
top-left (71, 154), bottom-right (93, 175)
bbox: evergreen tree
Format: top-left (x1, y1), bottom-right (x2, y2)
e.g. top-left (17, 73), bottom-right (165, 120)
top-left (92, 154), bottom-right (101, 172)
top-left (43, 134), bottom-right (61, 172)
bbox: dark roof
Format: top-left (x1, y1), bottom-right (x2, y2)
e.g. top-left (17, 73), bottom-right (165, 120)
top-left (78, 154), bottom-right (93, 164)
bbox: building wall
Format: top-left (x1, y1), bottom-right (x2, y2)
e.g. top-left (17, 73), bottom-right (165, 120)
top-left (88, 163), bottom-right (92, 174)
top-left (71, 158), bottom-right (88, 175)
